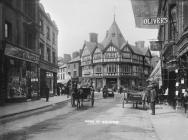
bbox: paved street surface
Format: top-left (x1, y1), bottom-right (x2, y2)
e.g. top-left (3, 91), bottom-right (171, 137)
top-left (0, 92), bottom-right (102, 119)
top-left (0, 94), bottom-right (188, 140)
top-left (0, 95), bottom-right (158, 140)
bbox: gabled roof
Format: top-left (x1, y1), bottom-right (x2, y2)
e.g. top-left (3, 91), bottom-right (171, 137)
top-left (128, 43), bottom-right (143, 55)
top-left (102, 20), bottom-right (126, 49)
top-left (126, 43), bottom-right (150, 56)
top-left (139, 47), bottom-right (150, 56)
top-left (97, 43), bottom-right (104, 51)
top-left (85, 41), bottom-right (97, 54)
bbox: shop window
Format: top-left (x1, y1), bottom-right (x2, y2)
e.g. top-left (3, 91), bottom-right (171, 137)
top-left (5, 21), bottom-right (12, 40)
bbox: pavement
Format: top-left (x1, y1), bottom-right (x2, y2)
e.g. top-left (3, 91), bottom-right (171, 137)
top-left (0, 92), bottom-right (103, 119)
top-left (148, 104), bottom-right (188, 140)
top-left (115, 92), bottom-right (188, 140)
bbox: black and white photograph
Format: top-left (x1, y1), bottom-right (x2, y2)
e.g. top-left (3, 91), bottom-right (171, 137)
top-left (0, 0), bottom-right (188, 140)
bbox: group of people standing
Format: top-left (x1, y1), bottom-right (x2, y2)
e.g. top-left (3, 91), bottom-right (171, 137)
top-left (57, 82), bottom-right (71, 97)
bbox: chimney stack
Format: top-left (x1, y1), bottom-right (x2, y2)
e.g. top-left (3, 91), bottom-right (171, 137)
top-left (89, 33), bottom-right (98, 43)
top-left (135, 41), bottom-right (145, 48)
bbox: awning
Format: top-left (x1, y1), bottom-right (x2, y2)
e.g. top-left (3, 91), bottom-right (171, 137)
top-left (57, 79), bottom-right (70, 84)
top-left (147, 60), bottom-right (161, 82)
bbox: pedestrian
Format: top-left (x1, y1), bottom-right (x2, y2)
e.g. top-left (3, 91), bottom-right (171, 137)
top-left (150, 84), bottom-right (156, 115)
top-left (119, 86), bottom-right (123, 94)
top-left (183, 89), bottom-right (188, 113)
top-left (103, 85), bottom-right (108, 98)
top-left (57, 85), bottom-right (60, 96)
top-left (44, 83), bottom-right (49, 102)
top-left (61, 85), bottom-right (65, 95)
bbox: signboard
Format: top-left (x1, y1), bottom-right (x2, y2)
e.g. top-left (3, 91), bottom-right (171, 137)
top-left (150, 41), bottom-right (162, 51)
top-left (131, 0), bottom-right (159, 29)
top-left (5, 43), bottom-right (39, 63)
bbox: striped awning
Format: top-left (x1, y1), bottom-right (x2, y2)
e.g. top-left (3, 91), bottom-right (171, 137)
top-left (147, 60), bottom-right (161, 82)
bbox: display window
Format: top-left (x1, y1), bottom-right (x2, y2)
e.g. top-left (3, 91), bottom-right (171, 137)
top-left (7, 59), bottom-right (27, 99)
top-left (7, 58), bottom-right (39, 100)
top-left (46, 72), bottom-right (54, 95)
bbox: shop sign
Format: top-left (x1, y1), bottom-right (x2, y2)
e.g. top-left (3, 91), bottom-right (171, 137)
top-left (131, 0), bottom-right (159, 29)
top-left (5, 43), bottom-right (39, 63)
top-left (150, 41), bottom-right (162, 51)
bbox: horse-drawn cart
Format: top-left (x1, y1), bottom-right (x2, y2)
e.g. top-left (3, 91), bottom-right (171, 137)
top-left (71, 87), bottom-right (94, 109)
top-left (122, 91), bottom-right (147, 110)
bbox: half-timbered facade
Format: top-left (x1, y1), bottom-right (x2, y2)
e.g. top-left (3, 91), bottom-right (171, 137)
top-left (80, 19), bottom-right (152, 91)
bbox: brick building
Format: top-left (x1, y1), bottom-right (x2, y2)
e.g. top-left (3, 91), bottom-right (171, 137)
top-left (0, 0), bottom-right (58, 105)
top-left (38, 3), bottom-right (58, 97)
top-left (0, 0), bottom-right (40, 104)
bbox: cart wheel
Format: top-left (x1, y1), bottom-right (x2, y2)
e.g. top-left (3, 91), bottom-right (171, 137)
top-left (91, 97), bottom-right (94, 107)
top-left (77, 99), bottom-right (80, 109)
top-left (122, 99), bottom-right (125, 108)
top-left (91, 93), bottom-right (94, 107)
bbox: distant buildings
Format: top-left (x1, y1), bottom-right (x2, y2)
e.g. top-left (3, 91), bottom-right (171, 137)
top-left (67, 56), bottom-right (82, 82)
top-left (58, 54), bottom-right (71, 65)
top-left (80, 19), bottom-right (153, 90)
top-left (58, 64), bottom-right (69, 83)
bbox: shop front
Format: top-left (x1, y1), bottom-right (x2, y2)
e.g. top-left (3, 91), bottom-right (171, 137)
top-left (40, 62), bottom-right (58, 97)
top-left (106, 78), bottom-right (117, 90)
top-left (4, 43), bottom-right (40, 102)
top-left (95, 78), bottom-right (103, 91)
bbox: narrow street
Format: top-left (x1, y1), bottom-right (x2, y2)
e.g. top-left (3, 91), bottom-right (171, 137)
top-left (0, 96), bottom-right (159, 140)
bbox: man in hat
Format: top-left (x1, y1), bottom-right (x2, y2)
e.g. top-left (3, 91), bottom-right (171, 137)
top-left (150, 84), bottom-right (156, 115)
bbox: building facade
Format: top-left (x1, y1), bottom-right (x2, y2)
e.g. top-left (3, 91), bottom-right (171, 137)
top-left (58, 64), bottom-right (69, 83)
top-left (158, 0), bottom-right (188, 105)
top-left (80, 20), bottom-right (152, 91)
top-left (67, 56), bottom-right (82, 83)
top-left (0, 0), bottom-right (40, 104)
top-left (38, 3), bottom-right (58, 97)
top-left (0, 0), bottom-right (59, 105)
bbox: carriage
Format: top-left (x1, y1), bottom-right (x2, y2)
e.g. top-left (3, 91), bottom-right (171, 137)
top-left (71, 86), bottom-right (94, 109)
top-left (122, 90), bottom-right (147, 110)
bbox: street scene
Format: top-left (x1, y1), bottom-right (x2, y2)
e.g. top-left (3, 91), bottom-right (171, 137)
top-left (1, 0), bottom-right (188, 140)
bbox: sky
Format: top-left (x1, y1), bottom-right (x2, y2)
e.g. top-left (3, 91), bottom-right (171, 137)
top-left (40, 0), bottom-right (158, 57)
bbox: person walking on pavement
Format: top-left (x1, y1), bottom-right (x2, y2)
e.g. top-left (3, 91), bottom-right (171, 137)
top-left (57, 85), bottom-right (60, 96)
top-left (183, 89), bottom-right (188, 113)
top-left (44, 83), bottom-right (49, 102)
top-left (150, 84), bottom-right (156, 115)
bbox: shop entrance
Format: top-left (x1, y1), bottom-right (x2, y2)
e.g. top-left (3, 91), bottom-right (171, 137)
top-left (106, 78), bottom-right (117, 90)
top-left (168, 71), bottom-right (176, 106)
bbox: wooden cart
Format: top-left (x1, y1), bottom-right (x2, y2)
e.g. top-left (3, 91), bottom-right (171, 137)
top-left (122, 91), bottom-right (147, 110)
top-left (71, 87), bottom-right (94, 109)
